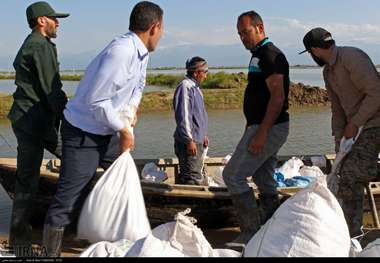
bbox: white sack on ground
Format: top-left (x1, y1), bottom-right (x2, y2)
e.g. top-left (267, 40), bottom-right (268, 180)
top-left (126, 209), bottom-right (213, 257)
top-left (244, 176), bottom-right (351, 257)
top-left (77, 151), bottom-right (151, 243)
top-left (80, 239), bottom-right (134, 257)
top-left (358, 239), bottom-right (380, 257)
top-left (126, 209), bottom-right (240, 257)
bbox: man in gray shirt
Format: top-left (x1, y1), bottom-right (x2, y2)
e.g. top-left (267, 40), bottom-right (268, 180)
top-left (300, 27), bottom-right (380, 237)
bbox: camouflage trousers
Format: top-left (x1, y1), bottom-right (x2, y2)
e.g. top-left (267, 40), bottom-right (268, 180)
top-left (336, 127), bottom-right (380, 237)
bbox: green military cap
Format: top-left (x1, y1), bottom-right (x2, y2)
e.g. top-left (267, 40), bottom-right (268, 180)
top-left (26, 1), bottom-right (70, 21)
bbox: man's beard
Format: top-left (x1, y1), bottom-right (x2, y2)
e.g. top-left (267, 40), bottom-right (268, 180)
top-left (46, 25), bottom-right (57, 39)
top-left (311, 53), bottom-right (326, 67)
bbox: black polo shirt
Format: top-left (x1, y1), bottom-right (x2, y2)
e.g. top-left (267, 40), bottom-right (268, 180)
top-left (244, 38), bottom-right (289, 126)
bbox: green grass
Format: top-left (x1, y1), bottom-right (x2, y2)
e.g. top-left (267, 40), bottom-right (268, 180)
top-left (0, 72), bottom-right (330, 119)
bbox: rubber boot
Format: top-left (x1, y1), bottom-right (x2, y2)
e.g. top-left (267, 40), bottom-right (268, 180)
top-left (42, 224), bottom-right (65, 257)
top-left (259, 193), bottom-right (280, 225)
top-left (8, 194), bottom-right (33, 257)
top-left (225, 190), bottom-right (261, 251)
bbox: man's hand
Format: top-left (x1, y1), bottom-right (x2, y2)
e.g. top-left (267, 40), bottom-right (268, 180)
top-left (203, 136), bottom-right (209, 148)
top-left (343, 122), bottom-right (359, 139)
top-left (119, 127), bottom-right (134, 152)
top-left (187, 141), bottom-right (197, 156)
top-left (248, 127), bottom-right (268, 155)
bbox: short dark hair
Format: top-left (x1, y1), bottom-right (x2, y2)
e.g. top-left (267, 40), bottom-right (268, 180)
top-left (129, 1), bottom-right (163, 33)
top-left (28, 18), bottom-right (38, 29)
top-left (186, 56), bottom-right (207, 77)
top-left (238, 10), bottom-right (263, 26)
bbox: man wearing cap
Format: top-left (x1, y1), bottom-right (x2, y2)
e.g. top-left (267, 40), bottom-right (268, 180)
top-left (222, 11), bottom-right (290, 249)
top-left (173, 56), bottom-right (209, 185)
top-left (300, 27), bottom-right (380, 237)
top-left (42, 1), bottom-right (164, 257)
top-left (7, 1), bottom-right (69, 256)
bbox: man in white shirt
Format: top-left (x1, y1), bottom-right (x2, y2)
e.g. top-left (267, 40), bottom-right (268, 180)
top-left (42, 1), bottom-right (164, 257)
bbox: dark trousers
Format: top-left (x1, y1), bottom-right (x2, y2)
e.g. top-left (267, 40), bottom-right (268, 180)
top-left (174, 140), bottom-right (205, 185)
top-left (44, 118), bottom-right (120, 227)
top-left (10, 125), bottom-right (61, 248)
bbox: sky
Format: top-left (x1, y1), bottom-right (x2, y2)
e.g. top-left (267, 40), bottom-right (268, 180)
top-left (1, 0), bottom-right (380, 69)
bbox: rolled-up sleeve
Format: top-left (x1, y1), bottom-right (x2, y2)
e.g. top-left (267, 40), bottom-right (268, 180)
top-left (173, 82), bottom-right (194, 142)
top-left (344, 49), bottom-right (380, 127)
top-left (87, 45), bottom-right (133, 132)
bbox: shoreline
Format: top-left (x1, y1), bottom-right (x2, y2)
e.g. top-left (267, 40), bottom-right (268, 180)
top-left (0, 72), bottom-right (330, 119)
top-left (0, 83), bottom-right (329, 119)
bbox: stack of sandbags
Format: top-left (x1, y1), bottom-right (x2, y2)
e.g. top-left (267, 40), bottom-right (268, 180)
top-left (80, 239), bottom-right (134, 257)
top-left (126, 209), bottom-right (241, 257)
top-left (244, 176), bottom-right (351, 257)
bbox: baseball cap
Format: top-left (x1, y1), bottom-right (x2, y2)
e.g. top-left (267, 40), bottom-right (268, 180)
top-left (299, 27), bottom-right (334, 54)
top-left (26, 1), bottom-right (70, 22)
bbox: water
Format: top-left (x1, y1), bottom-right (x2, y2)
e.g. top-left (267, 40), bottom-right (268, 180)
top-left (0, 68), bottom-right (326, 95)
top-left (0, 80), bottom-right (169, 96)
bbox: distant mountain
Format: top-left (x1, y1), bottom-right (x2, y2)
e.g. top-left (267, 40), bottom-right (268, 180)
top-left (1, 43), bottom-right (379, 70)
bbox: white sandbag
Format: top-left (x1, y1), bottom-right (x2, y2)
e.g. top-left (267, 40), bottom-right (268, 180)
top-left (244, 176), bottom-right (351, 257)
top-left (213, 249), bottom-right (241, 257)
top-left (327, 127), bottom-right (363, 195)
top-left (299, 166), bottom-right (324, 178)
top-left (141, 162), bottom-right (168, 183)
top-left (77, 151), bottom-right (151, 243)
top-left (349, 238), bottom-right (362, 257)
top-left (275, 157), bottom-right (304, 179)
top-left (126, 209), bottom-right (216, 257)
top-left (80, 239), bottom-right (134, 257)
top-left (357, 239), bottom-right (380, 257)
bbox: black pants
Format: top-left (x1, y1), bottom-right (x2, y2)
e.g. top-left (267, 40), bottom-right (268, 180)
top-left (10, 124), bottom-right (61, 248)
top-left (174, 140), bottom-right (205, 185)
top-left (44, 118), bottom-right (120, 227)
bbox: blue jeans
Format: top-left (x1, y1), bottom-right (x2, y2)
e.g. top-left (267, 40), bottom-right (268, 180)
top-left (174, 140), bottom-right (205, 185)
top-left (44, 118), bottom-right (120, 227)
top-left (223, 122), bottom-right (289, 195)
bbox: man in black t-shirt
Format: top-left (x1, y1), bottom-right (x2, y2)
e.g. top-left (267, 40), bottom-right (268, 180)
top-left (223, 10), bottom-right (290, 249)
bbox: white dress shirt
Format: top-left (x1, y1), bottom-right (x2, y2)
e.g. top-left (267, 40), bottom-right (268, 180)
top-left (64, 31), bottom-right (149, 135)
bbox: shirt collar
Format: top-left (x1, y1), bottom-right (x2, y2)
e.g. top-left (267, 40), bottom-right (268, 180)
top-left (185, 75), bottom-right (200, 87)
top-left (31, 30), bottom-right (55, 46)
top-left (129, 31), bottom-right (149, 61)
top-left (328, 46), bottom-right (338, 66)
top-left (250, 37), bottom-right (270, 54)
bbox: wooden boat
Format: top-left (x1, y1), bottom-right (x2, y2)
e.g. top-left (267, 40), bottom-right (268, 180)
top-left (0, 155), bottom-right (379, 229)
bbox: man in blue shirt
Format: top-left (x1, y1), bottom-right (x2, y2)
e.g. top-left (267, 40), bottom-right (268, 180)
top-left (173, 57), bottom-right (209, 185)
top-left (42, 1), bottom-right (164, 257)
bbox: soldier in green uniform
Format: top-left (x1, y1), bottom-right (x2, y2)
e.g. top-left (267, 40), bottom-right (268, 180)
top-left (7, 1), bottom-right (69, 256)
